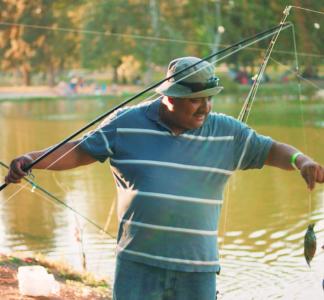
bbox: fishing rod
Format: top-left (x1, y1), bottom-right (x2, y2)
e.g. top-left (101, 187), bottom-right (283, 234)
top-left (0, 161), bottom-right (115, 238)
top-left (0, 22), bottom-right (292, 192)
top-left (238, 6), bottom-right (292, 123)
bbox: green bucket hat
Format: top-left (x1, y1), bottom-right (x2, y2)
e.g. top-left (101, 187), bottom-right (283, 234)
top-left (156, 56), bottom-right (223, 98)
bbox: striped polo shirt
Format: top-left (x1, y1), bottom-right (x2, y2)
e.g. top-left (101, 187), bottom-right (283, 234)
top-left (80, 98), bottom-right (273, 272)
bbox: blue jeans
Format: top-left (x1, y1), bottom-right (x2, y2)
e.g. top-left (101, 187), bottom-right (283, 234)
top-left (113, 258), bottom-right (217, 300)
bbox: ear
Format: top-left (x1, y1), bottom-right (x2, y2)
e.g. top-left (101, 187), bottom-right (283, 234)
top-left (162, 96), bottom-right (174, 111)
top-left (167, 96), bottom-right (175, 104)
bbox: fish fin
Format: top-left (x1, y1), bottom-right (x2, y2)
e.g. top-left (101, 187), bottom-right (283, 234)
top-left (306, 259), bottom-right (311, 268)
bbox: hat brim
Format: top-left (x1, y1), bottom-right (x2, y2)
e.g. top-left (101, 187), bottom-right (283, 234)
top-left (155, 82), bottom-right (223, 98)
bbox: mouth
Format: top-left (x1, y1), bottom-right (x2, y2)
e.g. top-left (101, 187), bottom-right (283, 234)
top-left (194, 114), bottom-right (206, 121)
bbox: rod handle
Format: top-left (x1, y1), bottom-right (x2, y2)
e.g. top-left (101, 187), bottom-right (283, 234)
top-left (0, 183), bottom-right (8, 191)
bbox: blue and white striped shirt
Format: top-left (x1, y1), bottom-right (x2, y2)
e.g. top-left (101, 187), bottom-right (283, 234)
top-left (80, 98), bottom-right (272, 272)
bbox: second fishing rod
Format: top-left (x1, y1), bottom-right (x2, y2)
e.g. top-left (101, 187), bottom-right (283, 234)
top-left (0, 22), bottom-right (292, 191)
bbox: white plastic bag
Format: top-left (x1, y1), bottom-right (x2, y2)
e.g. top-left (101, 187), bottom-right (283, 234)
top-left (17, 265), bottom-right (60, 297)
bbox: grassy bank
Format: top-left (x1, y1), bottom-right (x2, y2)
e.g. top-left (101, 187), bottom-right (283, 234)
top-left (0, 253), bottom-right (112, 299)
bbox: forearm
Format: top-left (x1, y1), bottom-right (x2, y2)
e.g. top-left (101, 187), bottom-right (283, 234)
top-left (265, 140), bottom-right (324, 190)
top-left (265, 141), bottom-right (313, 170)
top-left (5, 140), bottom-right (97, 184)
top-left (26, 140), bottom-right (96, 170)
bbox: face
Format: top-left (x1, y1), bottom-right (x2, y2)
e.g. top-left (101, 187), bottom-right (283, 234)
top-left (163, 96), bottom-right (213, 133)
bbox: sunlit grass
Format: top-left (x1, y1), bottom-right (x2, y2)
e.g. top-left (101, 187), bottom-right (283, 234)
top-left (0, 253), bottom-right (110, 288)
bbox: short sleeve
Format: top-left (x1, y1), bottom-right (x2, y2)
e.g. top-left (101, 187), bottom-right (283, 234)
top-left (233, 122), bottom-right (273, 170)
top-left (79, 115), bottom-right (117, 163)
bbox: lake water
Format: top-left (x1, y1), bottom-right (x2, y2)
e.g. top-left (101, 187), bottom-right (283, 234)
top-left (0, 96), bottom-right (324, 299)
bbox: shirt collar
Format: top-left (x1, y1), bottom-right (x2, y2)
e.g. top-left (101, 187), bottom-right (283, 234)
top-left (145, 97), bottom-right (162, 122)
top-left (145, 96), bottom-right (175, 132)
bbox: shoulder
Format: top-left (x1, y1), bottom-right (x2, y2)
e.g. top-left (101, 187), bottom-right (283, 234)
top-left (207, 112), bottom-right (248, 132)
top-left (99, 100), bottom-right (153, 128)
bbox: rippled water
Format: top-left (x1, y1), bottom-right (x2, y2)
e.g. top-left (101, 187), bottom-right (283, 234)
top-left (0, 97), bottom-right (324, 298)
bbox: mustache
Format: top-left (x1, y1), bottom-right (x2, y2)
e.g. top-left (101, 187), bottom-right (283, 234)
top-left (194, 110), bottom-right (210, 116)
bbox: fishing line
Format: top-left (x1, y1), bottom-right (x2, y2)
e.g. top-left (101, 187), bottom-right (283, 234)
top-left (1, 20), bottom-right (320, 59)
top-left (0, 24), bottom-right (294, 276)
top-left (274, 50), bottom-right (324, 60)
top-left (0, 25), bottom-right (294, 269)
top-left (0, 181), bottom-right (29, 206)
top-left (95, 195), bottom-right (117, 273)
top-left (0, 161), bottom-right (116, 239)
top-left (289, 19), bottom-right (316, 272)
top-left (1, 161), bottom-right (117, 274)
top-left (220, 4), bottom-right (293, 265)
top-left (0, 23), bottom-right (293, 195)
top-left (238, 6), bottom-right (292, 123)
top-left (287, 12), bottom-right (315, 222)
top-left (33, 25), bottom-right (290, 172)
top-left (2, 178), bottom-right (57, 209)
top-left (0, 20), bottom-right (217, 46)
top-left (207, 8), bottom-right (294, 262)
top-left (1, 5), bottom-right (321, 286)
top-left (285, 7), bottom-right (324, 287)
top-left (51, 172), bottom-right (72, 195)
top-left (52, 171), bottom-right (89, 270)
top-left (42, 93), bottom-right (160, 171)
top-left (0, 19), bottom-right (275, 56)
top-left (222, 6), bottom-right (291, 247)
top-left (1, 10), bottom-right (318, 274)
top-left (103, 198), bottom-right (117, 234)
top-left (289, 6), bottom-right (324, 16)
top-left (223, 5), bottom-right (323, 285)
top-left (0, 23), bottom-right (291, 191)
top-left (269, 57), bottom-right (323, 90)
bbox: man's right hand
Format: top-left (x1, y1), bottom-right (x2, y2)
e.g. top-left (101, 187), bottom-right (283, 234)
top-left (5, 155), bottom-right (33, 184)
top-left (4, 141), bottom-right (97, 185)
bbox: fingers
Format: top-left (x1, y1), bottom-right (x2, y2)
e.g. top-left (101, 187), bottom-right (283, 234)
top-left (316, 166), bottom-right (324, 183)
top-left (305, 167), bottom-right (315, 190)
top-left (301, 163), bottom-right (324, 190)
top-left (4, 176), bottom-right (21, 184)
top-left (5, 155), bottom-right (33, 184)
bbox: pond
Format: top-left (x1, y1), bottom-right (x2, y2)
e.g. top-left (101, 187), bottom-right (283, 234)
top-left (0, 96), bottom-right (323, 299)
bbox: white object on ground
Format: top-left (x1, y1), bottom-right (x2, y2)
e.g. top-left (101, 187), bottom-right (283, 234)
top-left (17, 265), bottom-right (60, 297)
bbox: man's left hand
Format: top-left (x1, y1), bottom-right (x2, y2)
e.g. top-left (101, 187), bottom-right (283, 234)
top-left (299, 161), bottom-right (324, 190)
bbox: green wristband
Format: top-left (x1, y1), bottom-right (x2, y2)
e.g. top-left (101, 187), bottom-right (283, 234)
top-left (290, 152), bottom-right (303, 170)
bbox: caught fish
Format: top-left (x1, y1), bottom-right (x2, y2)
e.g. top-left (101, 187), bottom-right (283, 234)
top-left (304, 223), bottom-right (316, 267)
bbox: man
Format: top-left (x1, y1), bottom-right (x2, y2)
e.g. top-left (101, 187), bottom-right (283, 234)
top-left (5, 56), bottom-right (324, 299)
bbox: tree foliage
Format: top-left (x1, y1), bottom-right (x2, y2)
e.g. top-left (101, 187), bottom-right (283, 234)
top-left (0, 1), bottom-right (322, 85)
top-left (0, 0), bottom-right (81, 85)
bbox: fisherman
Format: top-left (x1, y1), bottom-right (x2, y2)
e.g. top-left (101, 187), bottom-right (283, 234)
top-left (4, 56), bottom-right (324, 300)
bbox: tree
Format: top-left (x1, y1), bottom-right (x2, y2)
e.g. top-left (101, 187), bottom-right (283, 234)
top-left (0, 0), bottom-right (81, 85)
top-left (0, 1), bottom-right (322, 85)
top-left (80, 0), bottom-right (189, 83)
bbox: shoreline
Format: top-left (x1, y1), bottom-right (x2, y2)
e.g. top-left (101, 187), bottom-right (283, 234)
top-left (0, 84), bottom-right (323, 102)
top-left (0, 85), bottom-right (142, 100)
top-left (0, 252), bottom-right (112, 300)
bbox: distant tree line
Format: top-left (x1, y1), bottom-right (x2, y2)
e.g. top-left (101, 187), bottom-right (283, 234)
top-left (0, 0), bottom-right (322, 86)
